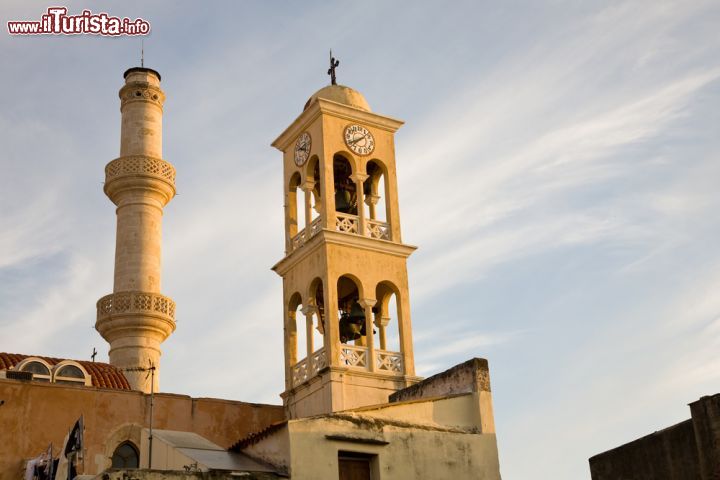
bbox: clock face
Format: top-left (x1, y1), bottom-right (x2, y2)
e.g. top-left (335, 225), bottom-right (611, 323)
top-left (294, 132), bottom-right (311, 166)
top-left (344, 124), bottom-right (375, 156)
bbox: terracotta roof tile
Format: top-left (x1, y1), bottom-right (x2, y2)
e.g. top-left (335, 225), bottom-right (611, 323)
top-left (0, 352), bottom-right (131, 390)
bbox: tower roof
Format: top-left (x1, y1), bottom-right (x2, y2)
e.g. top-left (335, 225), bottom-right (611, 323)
top-left (304, 84), bottom-right (371, 112)
top-left (123, 66), bottom-right (161, 81)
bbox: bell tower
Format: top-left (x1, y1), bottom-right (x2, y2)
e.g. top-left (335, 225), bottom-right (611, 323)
top-left (95, 67), bottom-right (176, 393)
top-left (272, 81), bottom-right (420, 419)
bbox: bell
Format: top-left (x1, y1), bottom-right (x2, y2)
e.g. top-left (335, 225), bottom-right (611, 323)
top-left (348, 302), bottom-right (365, 323)
top-left (339, 302), bottom-right (367, 343)
top-left (335, 188), bottom-right (352, 213)
top-left (339, 314), bottom-right (363, 343)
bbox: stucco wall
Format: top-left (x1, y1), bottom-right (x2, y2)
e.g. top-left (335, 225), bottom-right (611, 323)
top-left (589, 420), bottom-right (700, 480)
top-left (0, 379), bottom-right (284, 479)
top-left (243, 393), bottom-right (502, 480)
top-left (590, 393), bottom-right (720, 480)
top-left (244, 414), bottom-right (500, 480)
top-left (690, 393), bottom-right (720, 479)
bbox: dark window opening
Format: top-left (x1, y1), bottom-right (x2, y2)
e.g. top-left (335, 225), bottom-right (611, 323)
top-left (111, 442), bottom-right (139, 469)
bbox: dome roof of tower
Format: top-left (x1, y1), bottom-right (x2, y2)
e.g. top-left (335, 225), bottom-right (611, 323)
top-left (304, 85), bottom-right (371, 112)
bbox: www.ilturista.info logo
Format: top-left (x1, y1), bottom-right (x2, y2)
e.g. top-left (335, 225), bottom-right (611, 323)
top-left (7, 7), bottom-right (150, 36)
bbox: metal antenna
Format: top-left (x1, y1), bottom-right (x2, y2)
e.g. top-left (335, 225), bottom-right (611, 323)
top-left (141, 39), bottom-right (144, 68)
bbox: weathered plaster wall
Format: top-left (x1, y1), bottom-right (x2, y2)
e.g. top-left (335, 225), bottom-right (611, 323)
top-left (245, 413), bottom-right (501, 480)
top-left (589, 419), bottom-right (700, 479)
top-left (0, 379), bottom-right (283, 479)
top-left (243, 392), bottom-right (502, 480)
top-left (590, 393), bottom-right (720, 480)
top-left (390, 358), bottom-right (490, 403)
top-left (99, 471), bottom-right (279, 480)
top-left (690, 393), bottom-right (720, 479)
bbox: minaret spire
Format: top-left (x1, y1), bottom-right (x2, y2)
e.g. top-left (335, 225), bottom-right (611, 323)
top-left (95, 67), bottom-right (176, 393)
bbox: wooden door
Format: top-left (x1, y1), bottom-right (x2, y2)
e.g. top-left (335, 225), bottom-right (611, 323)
top-left (338, 456), bottom-right (371, 480)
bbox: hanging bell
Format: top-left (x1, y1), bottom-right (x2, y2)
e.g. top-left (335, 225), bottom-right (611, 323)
top-left (335, 188), bottom-right (352, 213)
top-left (350, 302), bottom-right (366, 323)
top-left (339, 312), bottom-right (363, 343)
top-left (339, 302), bottom-right (366, 343)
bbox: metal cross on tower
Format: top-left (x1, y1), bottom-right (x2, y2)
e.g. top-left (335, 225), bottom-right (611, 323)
top-left (328, 50), bottom-right (339, 85)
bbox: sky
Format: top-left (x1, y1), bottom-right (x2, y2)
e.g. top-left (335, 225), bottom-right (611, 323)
top-left (1, 1), bottom-right (719, 478)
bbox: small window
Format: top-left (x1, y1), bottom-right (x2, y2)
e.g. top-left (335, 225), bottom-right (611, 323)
top-left (19, 361), bottom-right (51, 382)
top-left (112, 442), bottom-right (139, 469)
top-left (21, 361), bottom-right (50, 375)
top-left (56, 365), bottom-right (84, 378)
top-left (54, 363), bottom-right (88, 385)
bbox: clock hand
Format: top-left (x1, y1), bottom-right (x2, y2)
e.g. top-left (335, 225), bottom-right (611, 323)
top-left (349, 134), bottom-right (368, 145)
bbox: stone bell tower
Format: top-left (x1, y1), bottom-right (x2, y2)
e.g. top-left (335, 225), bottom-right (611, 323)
top-left (272, 80), bottom-right (421, 419)
top-left (95, 67), bottom-right (176, 393)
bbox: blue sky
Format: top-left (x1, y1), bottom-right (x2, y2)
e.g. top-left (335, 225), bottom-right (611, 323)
top-left (1, 1), bottom-right (719, 478)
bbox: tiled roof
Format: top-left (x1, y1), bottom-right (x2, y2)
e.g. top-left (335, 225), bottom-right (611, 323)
top-left (0, 352), bottom-right (131, 390)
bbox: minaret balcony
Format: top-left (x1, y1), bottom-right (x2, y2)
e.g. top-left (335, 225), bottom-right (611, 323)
top-left (291, 345), bottom-right (403, 387)
top-left (96, 291), bottom-right (176, 341)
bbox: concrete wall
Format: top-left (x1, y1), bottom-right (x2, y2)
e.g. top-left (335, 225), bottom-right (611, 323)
top-left (243, 392), bottom-right (502, 480)
top-left (589, 420), bottom-right (700, 480)
top-left (0, 379), bottom-right (284, 479)
top-left (244, 409), bottom-right (501, 480)
top-left (690, 394), bottom-right (720, 479)
top-left (590, 393), bottom-right (720, 480)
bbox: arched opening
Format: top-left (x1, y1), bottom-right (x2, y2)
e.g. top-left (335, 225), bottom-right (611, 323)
top-left (111, 441), bottom-right (139, 469)
top-left (287, 292), bottom-right (306, 365)
top-left (306, 155), bottom-right (322, 224)
top-left (333, 154), bottom-right (357, 216)
top-left (375, 282), bottom-right (401, 352)
top-left (374, 281), bottom-right (404, 373)
top-left (288, 172), bottom-right (303, 238)
top-left (337, 275), bottom-right (366, 345)
top-left (364, 160), bottom-right (388, 222)
top-left (364, 160), bottom-right (390, 240)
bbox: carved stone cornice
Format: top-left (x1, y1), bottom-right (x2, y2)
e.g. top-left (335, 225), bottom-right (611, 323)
top-left (104, 155), bottom-right (176, 205)
top-left (119, 83), bottom-right (166, 109)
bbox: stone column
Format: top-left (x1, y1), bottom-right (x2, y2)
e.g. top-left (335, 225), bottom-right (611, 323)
top-left (365, 193), bottom-right (380, 221)
top-left (302, 180), bottom-right (315, 233)
top-left (358, 298), bottom-right (376, 372)
top-left (301, 304), bottom-right (316, 372)
top-left (375, 315), bottom-right (391, 350)
top-left (95, 68), bottom-right (176, 393)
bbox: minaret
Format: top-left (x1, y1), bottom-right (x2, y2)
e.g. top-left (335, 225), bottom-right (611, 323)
top-left (272, 79), bottom-right (421, 418)
top-left (95, 67), bottom-right (176, 393)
